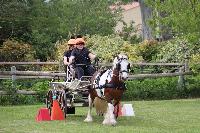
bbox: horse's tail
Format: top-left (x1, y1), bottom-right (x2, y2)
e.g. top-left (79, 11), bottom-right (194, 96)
top-left (93, 97), bottom-right (108, 115)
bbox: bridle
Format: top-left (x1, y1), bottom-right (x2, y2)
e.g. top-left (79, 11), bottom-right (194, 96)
top-left (114, 57), bottom-right (130, 81)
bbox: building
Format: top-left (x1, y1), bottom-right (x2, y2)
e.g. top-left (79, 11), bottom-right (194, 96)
top-left (111, 2), bottom-right (142, 35)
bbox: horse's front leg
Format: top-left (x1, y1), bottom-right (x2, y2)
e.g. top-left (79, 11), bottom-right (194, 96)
top-left (103, 103), bottom-right (117, 126)
top-left (113, 100), bottom-right (120, 119)
top-left (84, 94), bottom-right (93, 122)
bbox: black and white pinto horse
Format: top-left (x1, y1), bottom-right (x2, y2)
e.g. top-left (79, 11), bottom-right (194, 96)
top-left (84, 54), bottom-right (130, 125)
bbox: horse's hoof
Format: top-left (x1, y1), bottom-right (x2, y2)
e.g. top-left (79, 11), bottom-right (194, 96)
top-left (111, 123), bottom-right (117, 126)
top-left (102, 122), bottom-right (117, 126)
top-left (84, 118), bottom-right (93, 122)
top-left (102, 119), bottom-right (108, 125)
top-left (111, 120), bottom-right (117, 126)
top-left (102, 120), bottom-right (117, 126)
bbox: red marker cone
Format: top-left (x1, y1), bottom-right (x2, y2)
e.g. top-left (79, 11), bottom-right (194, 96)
top-left (36, 108), bottom-right (51, 121)
top-left (51, 99), bottom-right (65, 120)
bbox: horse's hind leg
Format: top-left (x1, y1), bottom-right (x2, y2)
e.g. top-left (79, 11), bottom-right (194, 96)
top-left (84, 94), bottom-right (93, 122)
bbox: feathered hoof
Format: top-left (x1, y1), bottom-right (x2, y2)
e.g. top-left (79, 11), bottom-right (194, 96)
top-left (84, 117), bottom-right (93, 122)
top-left (102, 119), bottom-right (117, 126)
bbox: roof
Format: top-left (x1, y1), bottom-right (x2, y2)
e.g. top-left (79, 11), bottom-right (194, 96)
top-left (110, 2), bottom-right (140, 11)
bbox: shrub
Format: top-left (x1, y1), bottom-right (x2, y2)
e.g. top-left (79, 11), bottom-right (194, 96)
top-left (0, 39), bottom-right (36, 71)
top-left (55, 35), bottom-right (143, 63)
top-left (0, 80), bottom-right (15, 93)
top-left (30, 80), bottom-right (50, 102)
top-left (123, 74), bottom-right (200, 101)
top-left (185, 74), bottom-right (200, 98)
top-left (0, 80), bottom-right (50, 105)
top-left (153, 37), bottom-right (199, 64)
top-left (137, 40), bottom-right (159, 61)
top-left (0, 39), bottom-right (35, 62)
top-left (0, 95), bottom-right (40, 105)
top-left (123, 77), bottom-right (187, 100)
top-left (86, 34), bottom-right (143, 62)
top-left (189, 54), bottom-right (200, 73)
top-left (118, 21), bottom-right (142, 44)
top-left (54, 39), bottom-right (68, 61)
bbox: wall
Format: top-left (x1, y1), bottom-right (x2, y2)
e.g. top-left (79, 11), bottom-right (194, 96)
top-left (115, 5), bottom-right (142, 35)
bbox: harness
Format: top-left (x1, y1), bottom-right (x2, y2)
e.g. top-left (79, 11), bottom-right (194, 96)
top-left (95, 69), bottom-right (112, 89)
top-left (94, 69), bottom-right (127, 98)
top-left (94, 72), bottom-right (126, 106)
top-left (96, 79), bottom-right (126, 90)
top-left (93, 55), bottom-right (129, 98)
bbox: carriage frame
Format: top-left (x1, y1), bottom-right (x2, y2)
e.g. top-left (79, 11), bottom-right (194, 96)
top-left (46, 63), bottom-right (99, 118)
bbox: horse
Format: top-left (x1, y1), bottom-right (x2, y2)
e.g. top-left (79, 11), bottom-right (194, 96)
top-left (84, 54), bottom-right (130, 126)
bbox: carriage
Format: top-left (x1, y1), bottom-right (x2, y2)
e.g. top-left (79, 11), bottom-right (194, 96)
top-left (45, 63), bottom-right (99, 118)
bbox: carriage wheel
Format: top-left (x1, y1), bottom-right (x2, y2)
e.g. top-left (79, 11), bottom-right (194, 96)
top-left (46, 90), bottom-right (53, 116)
top-left (61, 90), bottom-right (76, 117)
top-left (58, 90), bottom-right (68, 118)
top-left (63, 93), bottom-right (68, 118)
top-left (57, 91), bottom-right (63, 108)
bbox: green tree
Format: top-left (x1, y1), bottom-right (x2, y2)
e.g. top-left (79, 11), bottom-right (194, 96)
top-left (0, 0), bottom-right (31, 43)
top-left (146, 0), bottom-right (200, 42)
top-left (28, 0), bottom-right (60, 60)
top-left (58, 0), bottom-right (119, 36)
top-left (1, 0), bottom-right (121, 61)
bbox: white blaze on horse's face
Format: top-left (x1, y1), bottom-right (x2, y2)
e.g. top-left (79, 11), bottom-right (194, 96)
top-left (113, 54), bottom-right (130, 80)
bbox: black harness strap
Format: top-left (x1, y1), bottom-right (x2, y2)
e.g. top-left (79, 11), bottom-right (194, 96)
top-left (96, 82), bottom-right (126, 90)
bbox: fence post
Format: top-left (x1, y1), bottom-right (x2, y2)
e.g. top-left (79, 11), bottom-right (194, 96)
top-left (11, 66), bottom-right (16, 90)
top-left (178, 66), bottom-right (185, 89)
top-left (36, 59), bottom-right (41, 71)
top-left (182, 42), bottom-right (189, 72)
top-left (58, 59), bottom-right (63, 72)
top-left (140, 66), bottom-right (144, 74)
top-left (184, 56), bottom-right (189, 72)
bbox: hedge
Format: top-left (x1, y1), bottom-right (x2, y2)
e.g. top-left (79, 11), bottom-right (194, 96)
top-left (123, 74), bottom-right (200, 100)
top-left (0, 74), bottom-right (200, 105)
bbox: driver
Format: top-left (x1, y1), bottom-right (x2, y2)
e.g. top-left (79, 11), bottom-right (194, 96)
top-left (63, 37), bottom-right (76, 81)
top-left (69, 37), bottom-right (96, 80)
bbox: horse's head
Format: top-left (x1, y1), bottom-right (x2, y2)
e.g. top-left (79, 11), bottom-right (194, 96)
top-left (113, 54), bottom-right (130, 81)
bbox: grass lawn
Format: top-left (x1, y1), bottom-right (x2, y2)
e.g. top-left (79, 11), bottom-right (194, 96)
top-left (0, 99), bottom-right (200, 133)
